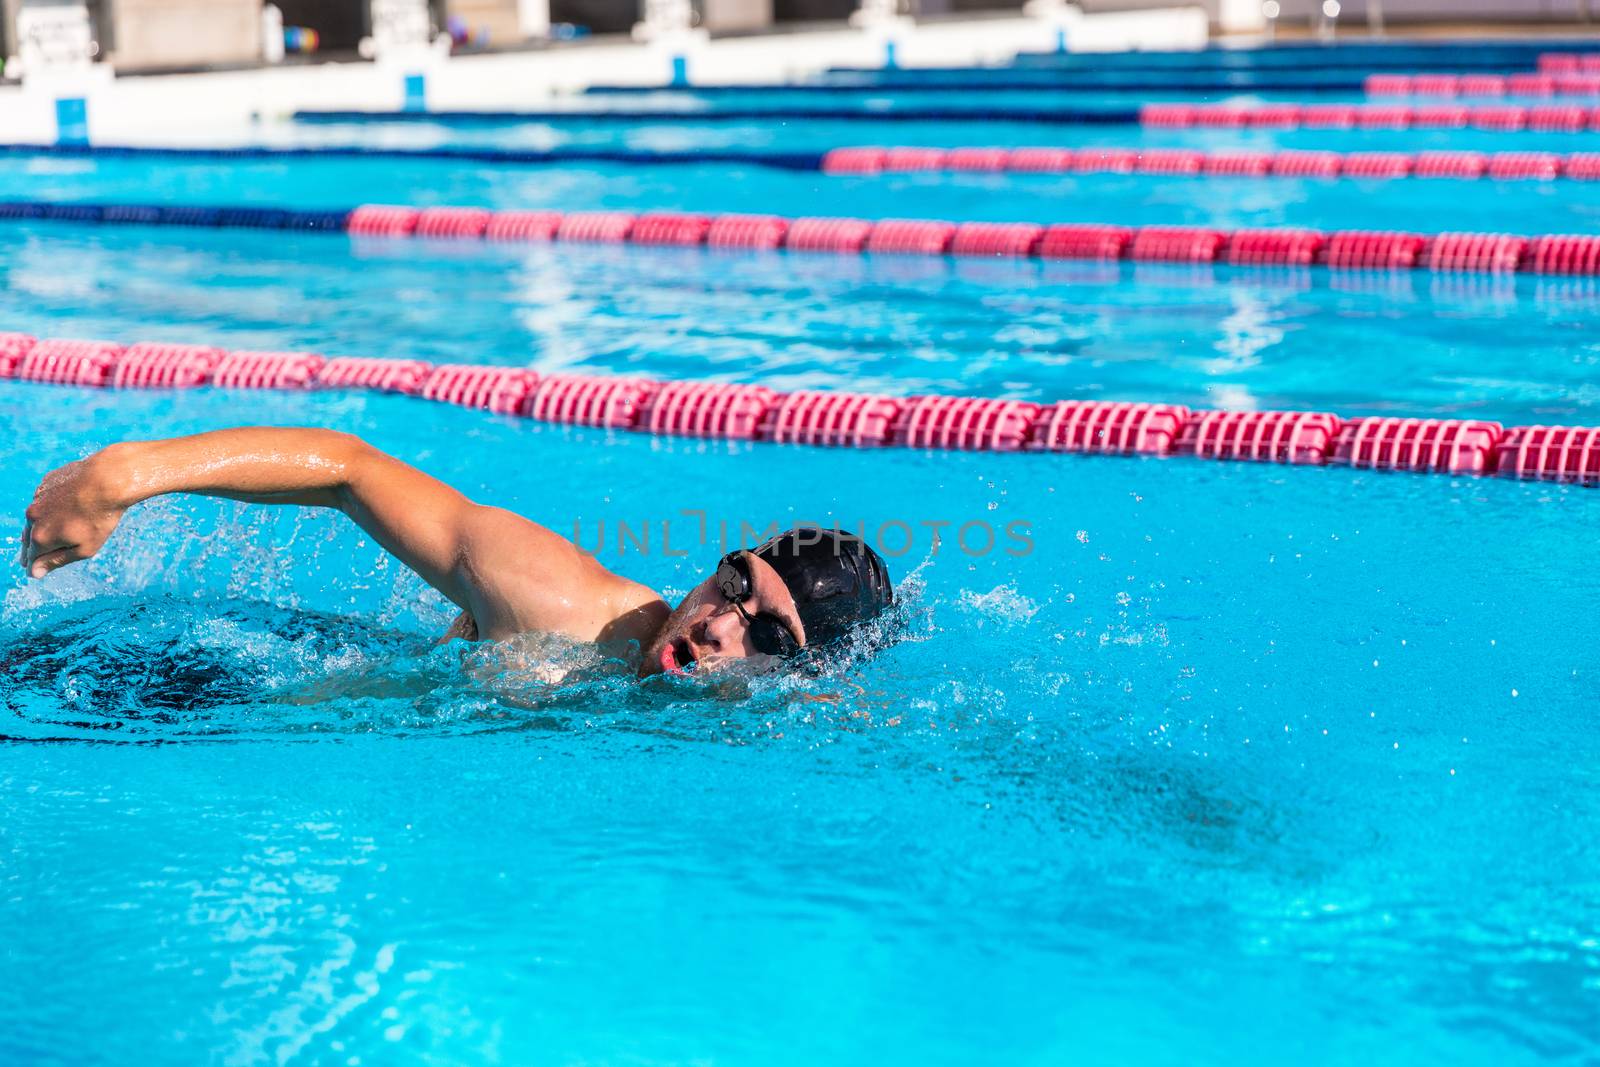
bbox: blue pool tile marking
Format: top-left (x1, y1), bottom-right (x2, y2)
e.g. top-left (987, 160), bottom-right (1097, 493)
top-left (54, 98), bottom-right (89, 146)
top-left (404, 73), bottom-right (428, 111)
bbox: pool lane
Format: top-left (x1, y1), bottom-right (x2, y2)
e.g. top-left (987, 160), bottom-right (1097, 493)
top-left (0, 223), bottom-right (1597, 425)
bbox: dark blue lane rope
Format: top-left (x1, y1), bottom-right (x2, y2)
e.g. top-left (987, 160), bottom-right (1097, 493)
top-left (995, 39), bottom-right (1600, 72)
top-left (0, 199), bottom-right (352, 231)
top-left (883, 55), bottom-right (1599, 77)
top-left (580, 75), bottom-right (1371, 94)
top-left (291, 106), bottom-right (1142, 125)
top-left (0, 141), bottom-right (827, 171)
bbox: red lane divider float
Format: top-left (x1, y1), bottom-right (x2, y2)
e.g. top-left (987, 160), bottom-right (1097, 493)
top-left (819, 144), bottom-right (1600, 182)
top-left (891, 396), bottom-right (1038, 452)
top-left (1540, 53), bottom-right (1600, 75)
top-left (1322, 231), bottom-right (1428, 270)
top-left (1334, 417), bottom-right (1503, 475)
top-left (1498, 425), bottom-right (1600, 483)
top-left (0, 332), bottom-right (35, 378)
top-left (1073, 147), bottom-right (1139, 173)
top-left (416, 207), bottom-right (492, 239)
top-left (1009, 147), bottom-right (1073, 172)
top-left (641, 381), bottom-right (775, 439)
top-left (418, 364), bottom-right (536, 415)
top-left (1204, 150), bottom-right (1273, 177)
top-left (16, 338), bottom-right (123, 387)
top-left (1030, 401), bottom-right (1188, 455)
top-left (950, 222), bottom-right (1043, 258)
top-left (111, 342), bottom-right (224, 388)
top-left (1139, 101), bottom-right (1600, 131)
top-left (706, 213), bottom-right (789, 250)
top-left (866, 219), bottom-right (956, 255)
top-left (1, 329), bottom-right (1595, 486)
top-left (486, 210), bottom-right (563, 242)
top-left (1529, 234), bottom-right (1600, 274)
top-left (1365, 71), bottom-right (1600, 97)
top-left (344, 203), bottom-right (1600, 276)
top-left (316, 356), bottom-right (433, 393)
top-left (1425, 233), bottom-right (1527, 273)
top-left (631, 212), bottom-right (711, 247)
top-left (1271, 150), bottom-right (1341, 178)
top-left (213, 350), bottom-right (323, 389)
top-left (762, 391), bottom-right (902, 448)
top-left (557, 211), bottom-right (635, 244)
top-left (1177, 410), bottom-right (1341, 465)
top-left (785, 216), bottom-right (873, 254)
top-left (1036, 223), bottom-right (1132, 260)
top-left (347, 205), bottom-right (419, 237)
top-left (946, 147), bottom-right (1009, 172)
top-left (526, 372), bottom-right (659, 430)
top-left (1129, 226), bottom-right (1226, 263)
top-left (1226, 229), bottom-right (1325, 267)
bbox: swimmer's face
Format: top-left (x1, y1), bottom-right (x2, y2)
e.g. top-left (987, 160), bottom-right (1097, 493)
top-left (639, 552), bottom-right (805, 677)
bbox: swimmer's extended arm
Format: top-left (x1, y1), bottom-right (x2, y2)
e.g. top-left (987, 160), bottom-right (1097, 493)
top-left (19, 427), bottom-right (666, 642)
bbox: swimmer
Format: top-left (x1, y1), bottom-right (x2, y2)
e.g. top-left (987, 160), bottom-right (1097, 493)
top-left (17, 427), bottom-right (893, 676)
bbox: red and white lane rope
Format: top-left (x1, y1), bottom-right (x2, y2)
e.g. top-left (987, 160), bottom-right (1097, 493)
top-left (1140, 101), bottom-right (1600, 132)
top-left (1364, 72), bottom-right (1600, 98)
top-left (2, 330), bottom-right (1596, 486)
top-left (339, 205), bottom-right (1600, 276)
top-left (1538, 53), bottom-right (1600, 75)
top-left (819, 144), bottom-right (1600, 182)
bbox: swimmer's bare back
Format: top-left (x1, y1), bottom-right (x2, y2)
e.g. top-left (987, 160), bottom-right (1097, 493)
top-left (17, 427), bottom-right (671, 648)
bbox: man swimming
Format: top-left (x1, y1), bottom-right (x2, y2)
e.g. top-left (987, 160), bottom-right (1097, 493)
top-left (17, 427), bottom-right (894, 677)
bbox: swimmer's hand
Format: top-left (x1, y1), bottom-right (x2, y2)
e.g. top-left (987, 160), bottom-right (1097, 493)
top-left (19, 450), bottom-right (130, 578)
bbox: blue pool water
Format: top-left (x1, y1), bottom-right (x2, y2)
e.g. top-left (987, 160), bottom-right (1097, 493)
top-left (0, 224), bottom-right (1598, 422)
top-left (114, 106), bottom-right (1600, 155)
top-left (4, 54), bottom-right (1600, 1066)
top-left (5, 384), bottom-right (1599, 1066)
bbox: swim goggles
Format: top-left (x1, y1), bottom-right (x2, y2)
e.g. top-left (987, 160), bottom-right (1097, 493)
top-left (715, 551), bottom-right (804, 659)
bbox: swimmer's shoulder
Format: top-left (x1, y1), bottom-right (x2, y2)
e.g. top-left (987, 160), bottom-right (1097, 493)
top-left (595, 573), bottom-right (670, 648)
top-left (448, 571), bottom-right (664, 647)
top-left (464, 556), bottom-right (665, 647)
top-left (445, 508), bottom-right (668, 645)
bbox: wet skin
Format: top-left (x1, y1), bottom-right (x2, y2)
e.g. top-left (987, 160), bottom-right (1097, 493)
top-left (19, 427), bottom-right (803, 678)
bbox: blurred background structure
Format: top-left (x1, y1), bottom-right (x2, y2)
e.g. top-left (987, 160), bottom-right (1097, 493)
top-left (0, 0), bottom-right (1596, 76)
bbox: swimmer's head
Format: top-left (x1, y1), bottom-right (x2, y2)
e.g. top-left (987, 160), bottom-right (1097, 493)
top-left (640, 527), bottom-right (894, 677)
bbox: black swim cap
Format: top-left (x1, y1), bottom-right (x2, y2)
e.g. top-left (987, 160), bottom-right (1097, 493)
top-left (752, 527), bottom-right (894, 649)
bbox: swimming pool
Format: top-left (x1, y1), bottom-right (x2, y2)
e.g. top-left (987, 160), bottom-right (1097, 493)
top-left (3, 45), bottom-right (1600, 1066)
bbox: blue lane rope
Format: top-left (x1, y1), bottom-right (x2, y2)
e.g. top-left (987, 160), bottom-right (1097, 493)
top-left (996, 40), bottom-right (1600, 72)
top-left (0, 199), bottom-right (351, 230)
top-left (578, 75), bottom-right (1376, 93)
top-left (0, 141), bottom-right (827, 171)
top-left (290, 106), bottom-right (1143, 125)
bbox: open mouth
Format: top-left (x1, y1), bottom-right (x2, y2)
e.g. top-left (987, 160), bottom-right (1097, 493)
top-left (660, 636), bottom-right (696, 674)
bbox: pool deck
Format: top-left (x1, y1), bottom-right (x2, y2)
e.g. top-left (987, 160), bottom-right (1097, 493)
top-left (0, 8), bottom-right (1206, 146)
